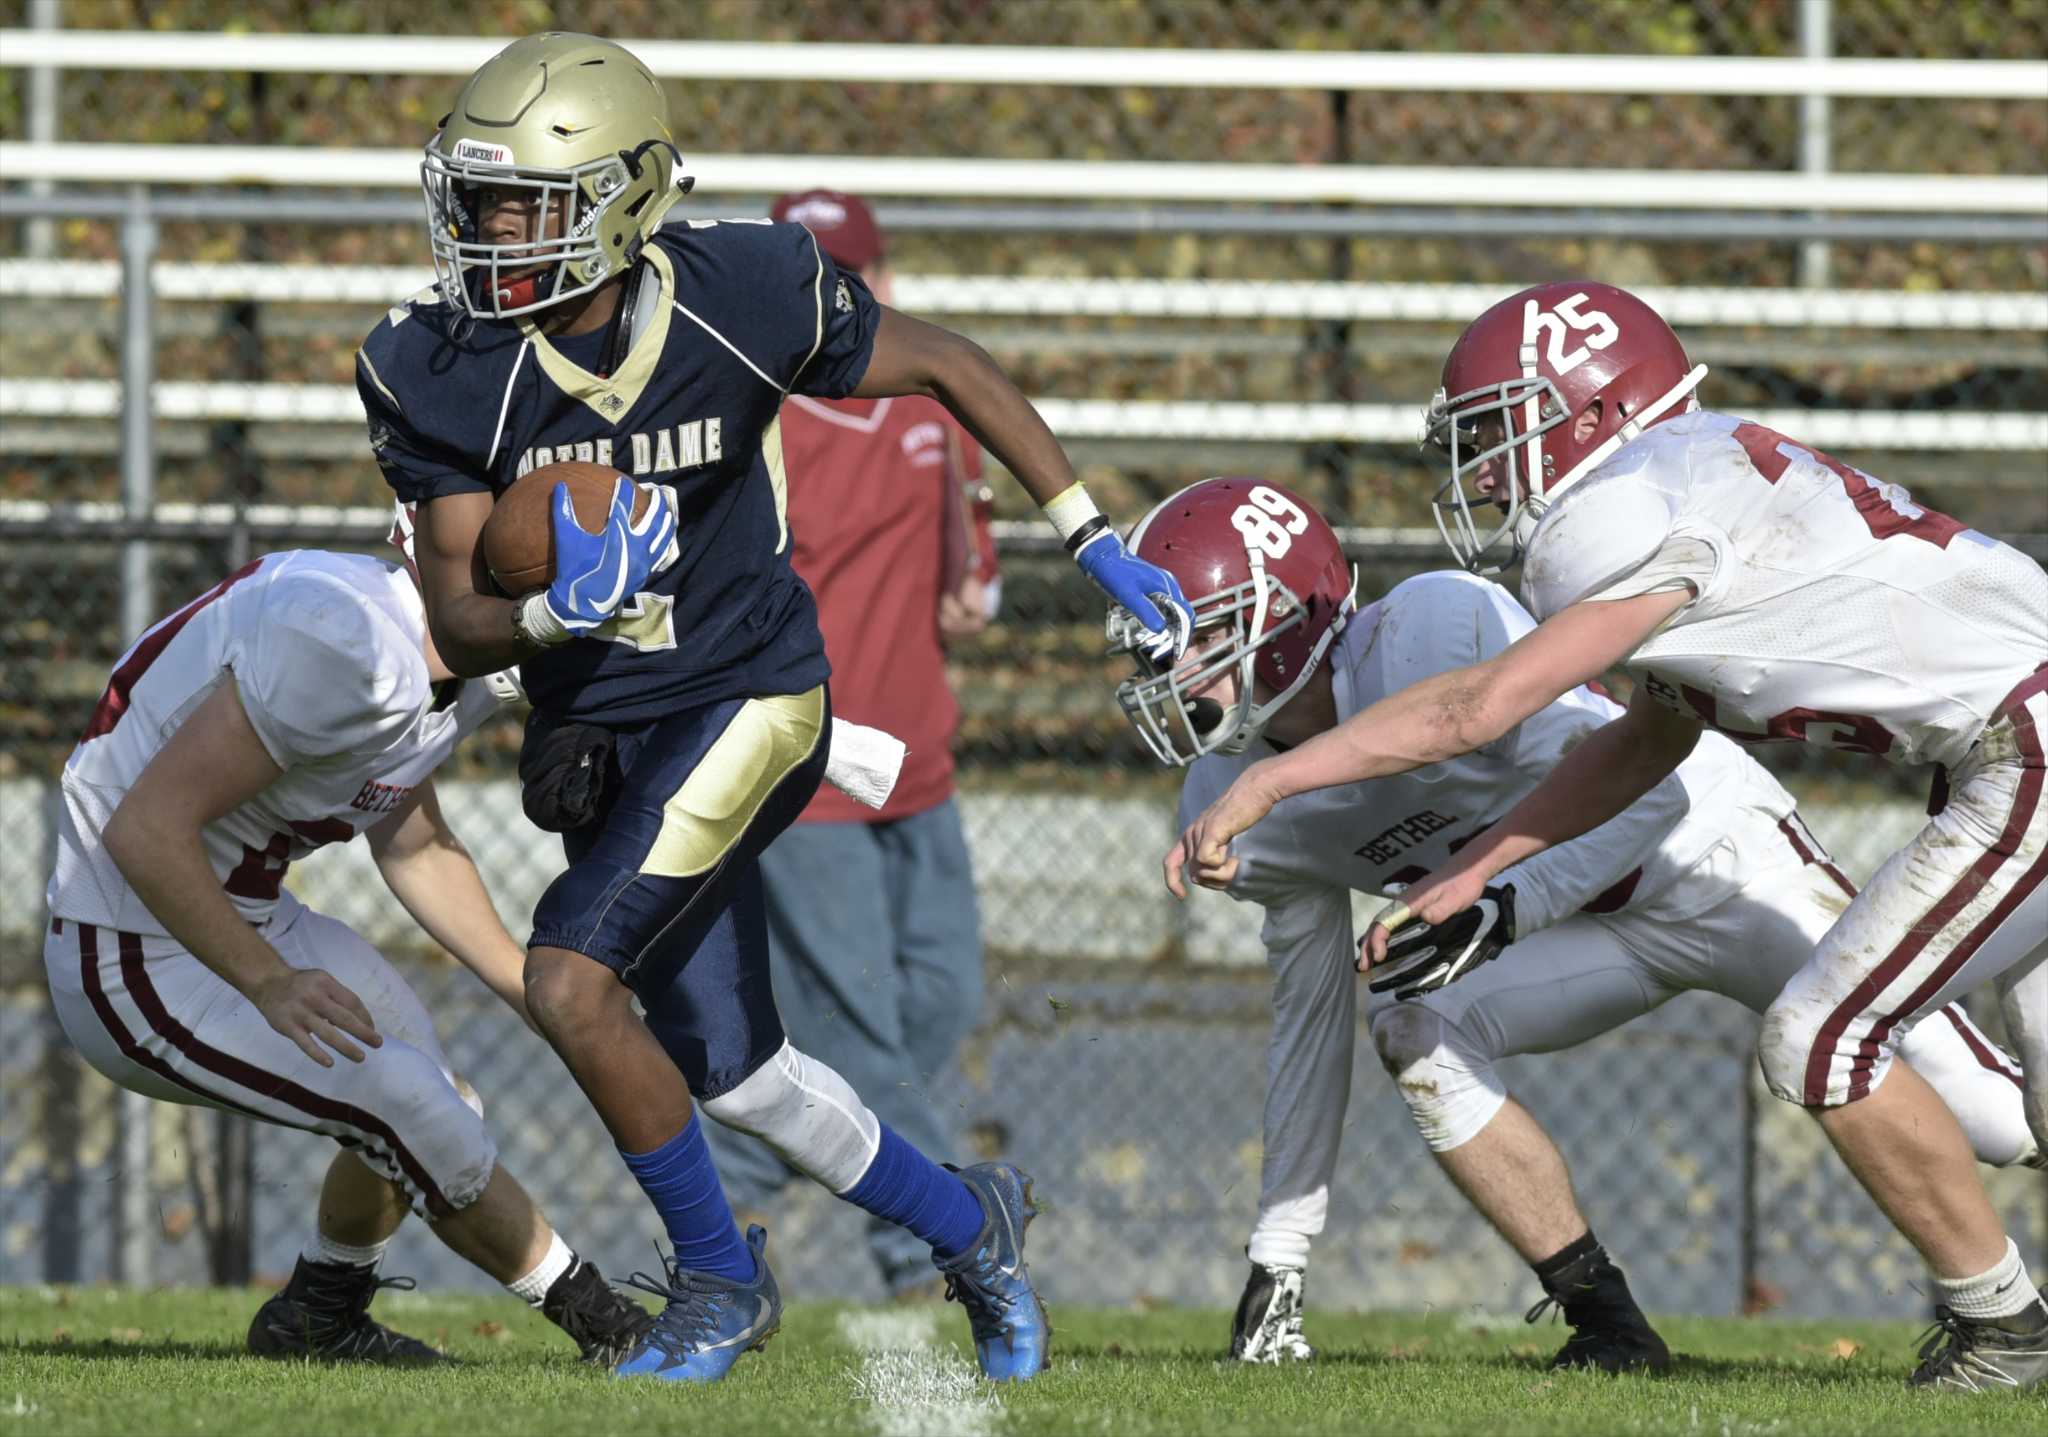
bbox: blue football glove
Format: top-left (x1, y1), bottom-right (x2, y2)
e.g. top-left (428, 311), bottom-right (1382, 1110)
top-left (1074, 529), bottom-right (1193, 668)
top-left (542, 477), bottom-right (678, 634)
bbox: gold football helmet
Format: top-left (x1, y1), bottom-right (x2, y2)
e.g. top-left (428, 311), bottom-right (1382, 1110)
top-left (421, 32), bottom-right (692, 321)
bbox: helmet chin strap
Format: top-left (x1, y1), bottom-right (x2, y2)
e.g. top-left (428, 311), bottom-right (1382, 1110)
top-left (1545, 363), bottom-right (1711, 507)
top-left (490, 264), bottom-right (557, 314)
top-left (1215, 547), bottom-right (1356, 756)
top-left (1214, 545), bottom-right (1272, 752)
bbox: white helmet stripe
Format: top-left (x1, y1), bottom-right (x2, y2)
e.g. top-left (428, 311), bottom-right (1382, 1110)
top-left (1518, 302), bottom-right (1548, 500)
top-left (1546, 363), bottom-right (1711, 500)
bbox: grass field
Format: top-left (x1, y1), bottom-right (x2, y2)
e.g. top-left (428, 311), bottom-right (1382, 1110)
top-left (2, 1284), bottom-right (2038, 1435)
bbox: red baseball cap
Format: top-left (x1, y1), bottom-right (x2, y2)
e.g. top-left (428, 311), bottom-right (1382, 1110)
top-left (771, 189), bottom-right (885, 271)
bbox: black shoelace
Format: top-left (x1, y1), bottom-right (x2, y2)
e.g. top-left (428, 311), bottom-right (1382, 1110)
top-left (294, 1270), bottom-right (415, 1331)
top-left (547, 1269), bottom-right (647, 1354)
top-left (620, 1248), bottom-right (730, 1358)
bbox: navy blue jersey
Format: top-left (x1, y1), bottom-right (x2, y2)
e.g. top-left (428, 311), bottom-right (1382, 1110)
top-left (357, 219), bottom-right (879, 723)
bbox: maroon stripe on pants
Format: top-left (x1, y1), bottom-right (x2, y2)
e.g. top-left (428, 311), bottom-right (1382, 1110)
top-left (1868, 839), bottom-right (2048, 1089)
top-left (1778, 815), bottom-right (1857, 900)
top-left (1802, 693), bottom-right (2048, 1105)
top-left (76, 923), bottom-right (268, 1119)
top-left (114, 931), bottom-right (450, 1209)
top-left (1939, 1006), bottom-right (2026, 1091)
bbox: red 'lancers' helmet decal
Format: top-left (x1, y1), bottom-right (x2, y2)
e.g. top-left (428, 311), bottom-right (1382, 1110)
top-left (1107, 477), bottom-right (1355, 766)
top-left (1424, 281), bottom-right (1707, 574)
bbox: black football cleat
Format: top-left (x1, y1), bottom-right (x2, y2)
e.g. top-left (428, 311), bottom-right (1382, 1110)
top-left (247, 1257), bottom-right (447, 1365)
top-left (540, 1258), bottom-right (655, 1368)
top-left (1525, 1248), bottom-right (1672, 1375)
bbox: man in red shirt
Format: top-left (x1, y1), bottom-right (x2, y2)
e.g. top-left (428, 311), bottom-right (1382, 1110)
top-left (709, 190), bottom-right (1001, 1297)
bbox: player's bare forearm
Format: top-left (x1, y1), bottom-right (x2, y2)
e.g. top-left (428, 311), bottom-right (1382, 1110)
top-left (414, 492), bottom-right (535, 677)
top-left (102, 682), bottom-right (297, 1001)
top-left (1172, 590), bottom-right (1698, 896)
top-left (853, 307), bottom-right (1078, 506)
top-left (1466, 694), bottom-right (1703, 886)
top-left (1264, 589), bottom-right (1696, 805)
top-left (1256, 660), bottom-right (1521, 806)
top-left (1359, 696), bottom-right (1702, 965)
top-left (431, 589), bottom-right (531, 677)
top-left (106, 802), bottom-right (298, 998)
top-left (370, 785), bottom-right (536, 1032)
top-left (1506, 693), bottom-right (1702, 872)
top-left (103, 679), bottom-right (382, 1065)
top-left (1165, 665), bottom-right (1516, 899)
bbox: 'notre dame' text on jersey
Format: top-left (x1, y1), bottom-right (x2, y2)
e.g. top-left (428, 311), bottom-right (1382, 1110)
top-left (357, 219), bottom-right (879, 723)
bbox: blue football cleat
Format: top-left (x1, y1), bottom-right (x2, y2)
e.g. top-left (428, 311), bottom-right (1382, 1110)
top-left (934, 1162), bottom-right (1051, 1381)
top-left (613, 1225), bottom-right (781, 1383)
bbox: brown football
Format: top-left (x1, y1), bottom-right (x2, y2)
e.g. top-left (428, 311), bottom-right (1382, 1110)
top-left (481, 460), bottom-right (647, 596)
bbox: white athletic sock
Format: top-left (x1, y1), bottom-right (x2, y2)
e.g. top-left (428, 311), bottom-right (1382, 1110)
top-left (1936, 1238), bottom-right (2042, 1321)
top-left (304, 1231), bottom-right (389, 1270)
top-left (507, 1231), bottom-right (575, 1308)
top-left (1246, 1230), bottom-right (1311, 1272)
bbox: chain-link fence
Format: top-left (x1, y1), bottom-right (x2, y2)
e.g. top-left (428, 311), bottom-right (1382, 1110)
top-left (3, 0), bottom-right (2045, 1323)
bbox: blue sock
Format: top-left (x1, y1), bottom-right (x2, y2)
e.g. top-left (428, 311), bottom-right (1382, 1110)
top-left (618, 1114), bottom-right (757, 1283)
top-left (842, 1123), bottom-right (986, 1261)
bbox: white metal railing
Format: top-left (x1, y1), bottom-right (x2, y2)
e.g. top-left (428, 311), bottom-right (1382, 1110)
top-left (5, 144), bottom-right (2043, 212)
top-left (5, 259), bottom-right (2046, 332)
top-left (4, 31), bottom-right (2046, 99)
top-left (2, 378), bottom-right (2038, 451)
top-left (0, 498), bottom-right (396, 530)
top-left (0, 498), bottom-right (1453, 564)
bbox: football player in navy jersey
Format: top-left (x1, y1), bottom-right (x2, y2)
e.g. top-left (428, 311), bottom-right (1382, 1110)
top-left (360, 33), bottom-right (1187, 1384)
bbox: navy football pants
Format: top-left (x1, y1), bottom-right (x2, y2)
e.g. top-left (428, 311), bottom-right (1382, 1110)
top-left (528, 685), bottom-right (830, 1101)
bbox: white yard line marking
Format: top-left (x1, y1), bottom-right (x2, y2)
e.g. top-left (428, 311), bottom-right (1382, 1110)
top-left (838, 1309), bottom-right (1004, 1437)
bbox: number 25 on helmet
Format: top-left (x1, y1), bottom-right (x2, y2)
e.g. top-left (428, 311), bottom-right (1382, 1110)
top-left (1425, 281), bottom-right (1709, 575)
top-left (1107, 478), bottom-right (1356, 767)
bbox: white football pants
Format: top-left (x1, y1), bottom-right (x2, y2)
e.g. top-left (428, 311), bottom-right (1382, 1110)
top-left (43, 896), bottom-right (497, 1215)
top-left (1247, 837), bottom-right (2035, 1271)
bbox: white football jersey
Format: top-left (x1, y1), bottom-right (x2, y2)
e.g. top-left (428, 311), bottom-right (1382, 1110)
top-left (1522, 409), bottom-right (2048, 771)
top-left (1180, 570), bottom-right (1796, 933)
top-left (47, 551), bottom-right (505, 937)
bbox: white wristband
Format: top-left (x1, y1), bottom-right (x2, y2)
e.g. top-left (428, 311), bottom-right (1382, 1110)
top-left (515, 591), bottom-right (570, 646)
top-left (1041, 482), bottom-right (1102, 544)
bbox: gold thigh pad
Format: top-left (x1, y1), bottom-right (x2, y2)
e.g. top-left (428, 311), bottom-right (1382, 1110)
top-left (642, 685), bottom-right (826, 879)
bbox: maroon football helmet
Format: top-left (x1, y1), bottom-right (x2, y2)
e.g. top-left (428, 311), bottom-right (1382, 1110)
top-left (1107, 478), bottom-right (1355, 766)
top-left (1424, 281), bottom-right (1707, 573)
